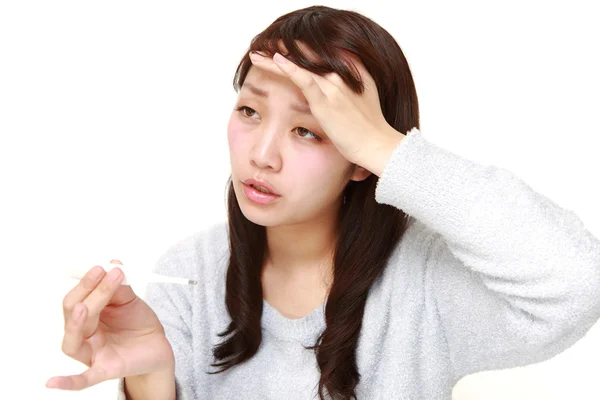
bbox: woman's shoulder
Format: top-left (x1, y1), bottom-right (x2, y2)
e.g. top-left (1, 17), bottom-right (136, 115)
top-left (393, 216), bottom-right (438, 257)
top-left (379, 216), bottom-right (441, 282)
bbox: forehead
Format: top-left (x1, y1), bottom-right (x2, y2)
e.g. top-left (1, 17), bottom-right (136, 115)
top-left (242, 66), bottom-right (305, 100)
top-left (241, 39), bottom-right (320, 91)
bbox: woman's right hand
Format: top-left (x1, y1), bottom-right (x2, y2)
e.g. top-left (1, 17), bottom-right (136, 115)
top-left (46, 260), bottom-right (175, 391)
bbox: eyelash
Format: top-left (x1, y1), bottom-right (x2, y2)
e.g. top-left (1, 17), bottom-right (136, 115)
top-left (235, 106), bottom-right (323, 142)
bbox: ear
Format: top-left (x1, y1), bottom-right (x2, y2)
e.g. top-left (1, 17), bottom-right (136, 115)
top-left (349, 164), bottom-right (372, 182)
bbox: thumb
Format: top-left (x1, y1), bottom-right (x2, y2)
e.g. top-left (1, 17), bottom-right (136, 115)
top-left (106, 259), bottom-right (138, 306)
top-left (108, 284), bottom-right (138, 307)
top-left (46, 366), bottom-right (108, 391)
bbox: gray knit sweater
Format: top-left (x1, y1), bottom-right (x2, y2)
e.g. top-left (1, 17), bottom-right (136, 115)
top-left (117, 128), bottom-right (600, 399)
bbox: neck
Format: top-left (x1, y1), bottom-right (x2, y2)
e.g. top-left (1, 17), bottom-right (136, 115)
top-left (264, 210), bottom-right (339, 279)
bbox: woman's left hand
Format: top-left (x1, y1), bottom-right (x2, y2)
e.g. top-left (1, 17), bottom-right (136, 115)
top-left (248, 51), bottom-right (404, 173)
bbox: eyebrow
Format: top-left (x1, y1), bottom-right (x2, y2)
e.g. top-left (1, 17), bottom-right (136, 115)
top-left (242, 82), bottom-right (312, 116)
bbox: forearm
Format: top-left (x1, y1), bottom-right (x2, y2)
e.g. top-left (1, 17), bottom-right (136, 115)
top-left (124, 365), bottom-right (176, 400)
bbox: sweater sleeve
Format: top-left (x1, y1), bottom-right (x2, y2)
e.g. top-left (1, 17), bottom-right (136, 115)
top-left (375, 128), bottom-right (600, 382)
top-left (116, 243), bottom-right (197, 399)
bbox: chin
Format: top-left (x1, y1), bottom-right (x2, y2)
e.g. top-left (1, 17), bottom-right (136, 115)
top-left (231, 182), bottom-right (282, 227)
top-left (242, 211), bottom-right (284, 228)
top-left (237, 201), bottom-right (285, 227)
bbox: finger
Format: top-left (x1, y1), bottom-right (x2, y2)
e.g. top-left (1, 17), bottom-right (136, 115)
top-left (312, 73), bottom-right (336, 93)
top-left (250, 52), bottom-right (331, 107)
top-left (97, 284), bottom-right (138, 313)
top-left (327, 62), bottom-right (375, 97)
top-left (46, 366), bottom-right (108, 390)
top-left (272, 52), bottom-right (328, 106)
top-left (323, 71), bottom-right (345, 88)
top-left (82, 266), bottom-right (126, 317)
top-left (103, 260), bottom-right (138, 306)
top-left (63, 265), bottom-right (106, 323)
top-left (61, 303), bottom-right (92, 365)
top-left (249, 52), bottom-right (288, 78)
top-left (347, 59), bottom-right (378, 92)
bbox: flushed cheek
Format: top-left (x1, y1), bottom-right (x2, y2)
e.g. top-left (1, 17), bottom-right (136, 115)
top-left (285, 150), bottom-right (341, 188)
top-left (227, 120), bottom-right (251, 155)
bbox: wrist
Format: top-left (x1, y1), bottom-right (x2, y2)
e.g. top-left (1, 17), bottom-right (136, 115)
top-left (124, 363), bottom-right (176, 400)
top-left (358, 127), bottom-right (405, 177)
top-left (146, 361), bottom-right (175, 379)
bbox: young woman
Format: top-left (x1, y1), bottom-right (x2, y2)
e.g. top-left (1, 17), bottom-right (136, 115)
top-left (47, 5), bottom-right (600, 400)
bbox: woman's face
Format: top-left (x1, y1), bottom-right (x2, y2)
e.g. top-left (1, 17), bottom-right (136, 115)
top-left (227, 64), bottom-right (369, 228)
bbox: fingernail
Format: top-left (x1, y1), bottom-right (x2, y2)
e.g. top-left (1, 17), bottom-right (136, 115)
top-left (88, 266), bottom-right (104, 280)
top-left (108, 267), bottom-right (122, 283)
top-left (250, 52), bottom-right (264, 60)
top-left (273, 53), bottom-right (288, 64)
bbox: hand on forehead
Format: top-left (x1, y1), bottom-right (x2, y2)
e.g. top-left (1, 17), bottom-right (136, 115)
top-left (248, 40), bottom-right (375, 91)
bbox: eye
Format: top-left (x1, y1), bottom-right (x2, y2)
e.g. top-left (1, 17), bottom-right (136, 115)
top-left (236, 106), bottom-right (259, 119)
top-left (295, 127), bottom-right (323, 142)
top-left (235, 105), bottom-right (322, 142)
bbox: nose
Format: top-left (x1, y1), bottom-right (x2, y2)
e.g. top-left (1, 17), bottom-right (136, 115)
top-left (250, 123), bottom-right (282, 171)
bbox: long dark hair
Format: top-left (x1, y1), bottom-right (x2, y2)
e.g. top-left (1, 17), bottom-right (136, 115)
top-left (210, 5), bottom-right (419, 399)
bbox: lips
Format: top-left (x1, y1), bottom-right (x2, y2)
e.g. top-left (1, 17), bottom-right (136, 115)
top-left (242, 178), bottom-right (280, 196)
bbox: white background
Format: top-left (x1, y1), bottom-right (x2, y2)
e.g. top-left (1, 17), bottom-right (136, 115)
top-left (1, 0), bottom-right (599, 399)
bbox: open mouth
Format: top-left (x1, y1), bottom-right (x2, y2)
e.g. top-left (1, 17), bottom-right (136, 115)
top-left (242, 182), bottom-right (281, 204)
top-left (250, 184), bottom-right (274, 194)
